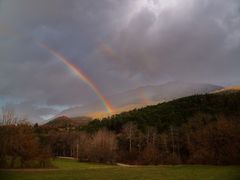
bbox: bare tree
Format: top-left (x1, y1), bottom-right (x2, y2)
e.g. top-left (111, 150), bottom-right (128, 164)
top-left (146, 126), bottom-right (157, 145)
top-left (122, 122), bottom-right (138, 153)
top-left (75, 132), bottom-right (91, 161)
top-left (170, 125), bottom-right (175, 158)
top-left (1, 105), bottom-right (17, 125)
top-left (90, 129), bottom-right (117, 163)
top-left (160, 133), bottom-right (169, 155)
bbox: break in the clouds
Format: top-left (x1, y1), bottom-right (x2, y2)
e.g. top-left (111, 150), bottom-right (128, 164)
top-left (0, 0), bottom-right (240, 122)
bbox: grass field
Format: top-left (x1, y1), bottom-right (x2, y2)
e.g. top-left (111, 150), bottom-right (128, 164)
top-left (0, 159), bottom-right (239, 180)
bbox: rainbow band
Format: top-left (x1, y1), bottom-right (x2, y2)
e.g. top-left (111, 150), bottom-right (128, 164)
top-left (39, 43), bottom-right (113, 114)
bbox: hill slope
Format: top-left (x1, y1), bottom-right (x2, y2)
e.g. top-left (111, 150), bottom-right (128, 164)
top-left (58, 82), bottom-right (222, 118)
top-left (213, 86), bottom-right (240, 94)
top-left (85, 91), bottom-right (240, 132)
top-left (44, 116), bottom-right (91, 128)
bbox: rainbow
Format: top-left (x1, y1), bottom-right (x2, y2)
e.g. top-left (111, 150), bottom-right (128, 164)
top-left (38, 43), bottom-right (113, 114)
top-left (139, 90), bottom-right (152, 105)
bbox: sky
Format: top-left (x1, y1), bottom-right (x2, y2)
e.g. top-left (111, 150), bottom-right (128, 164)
top-left (0, 0), bottom-right (240, 122)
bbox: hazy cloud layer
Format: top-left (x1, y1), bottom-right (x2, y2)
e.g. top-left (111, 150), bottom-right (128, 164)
top-left (103, 0), bottom-right (240, 82)
top-left (0, 0), bottom-right (240, 122)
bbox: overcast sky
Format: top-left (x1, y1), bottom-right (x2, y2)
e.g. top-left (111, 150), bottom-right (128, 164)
top-left (0, 0), bottom-right (240, 122)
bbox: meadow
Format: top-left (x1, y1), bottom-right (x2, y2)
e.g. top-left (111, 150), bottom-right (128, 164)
top-left (0, 159), bottom-right (239, 180)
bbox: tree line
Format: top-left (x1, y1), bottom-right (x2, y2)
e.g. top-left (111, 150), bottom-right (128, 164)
top-left (0, 107), bottom-right (51, 168)
top-left (37, 114), bottom-right (240, 165)
top-left (0, 92), bottom-right (240, 168)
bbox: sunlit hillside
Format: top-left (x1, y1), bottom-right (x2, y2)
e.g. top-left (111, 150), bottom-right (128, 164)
top-left (213, 86), bottom-right (240, 93)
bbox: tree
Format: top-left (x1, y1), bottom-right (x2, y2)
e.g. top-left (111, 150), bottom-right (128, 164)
top-left (140, 127), bottom-right (159, 164)
top-left (0, 124), bottom-right (51, 168)
top-left (1, 105), bottom-right (17, 125)
top-left (187, 116), bottom-right (240, 164)
top-left (77, 132), bottom-right (91, 161)
top-left (141, 143), bottom-right (159, 164)
top-left (89, 129), bottom-right (117, 163)
top-left (122, 122), bottom-right (138, 153)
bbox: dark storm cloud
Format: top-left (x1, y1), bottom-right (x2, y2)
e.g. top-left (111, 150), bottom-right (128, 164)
top-left (0, 0), bottom-right (135, 121)
top-left (0, 0), bottom-right (240, 122)
top-left (103, 0), bottom-right (240, 84)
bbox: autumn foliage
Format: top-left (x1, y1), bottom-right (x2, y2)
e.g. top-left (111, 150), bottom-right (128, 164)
top-left (1, 92), bottom-right (240, 168)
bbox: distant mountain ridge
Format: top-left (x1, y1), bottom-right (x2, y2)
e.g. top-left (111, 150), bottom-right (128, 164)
top-left (57, 81), bottom-right (222, 118)
top-left (43, 116), bottom-right (91, 128)
top-left (213, 86), bottom-right (240, 94)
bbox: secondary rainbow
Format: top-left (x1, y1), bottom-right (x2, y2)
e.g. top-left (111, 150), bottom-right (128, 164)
top-left (38, 43), bottom-right (113, 114)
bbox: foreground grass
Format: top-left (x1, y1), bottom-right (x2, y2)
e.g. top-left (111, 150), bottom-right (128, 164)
top-left (0, 159), bottom-right (239, 180)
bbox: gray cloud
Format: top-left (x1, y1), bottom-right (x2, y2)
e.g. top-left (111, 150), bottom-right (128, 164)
top-left (103, 0), bottom-right (240, 83)
top-left (0, 0), bottom-right (240, 122)
top-left (13, 101), bottom-right (59, 123)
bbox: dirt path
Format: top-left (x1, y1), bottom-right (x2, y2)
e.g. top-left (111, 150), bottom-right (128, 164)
top-left (116, 163), bottom-right (139, 167)
top-left (57, 156), bottom-right (76, 160)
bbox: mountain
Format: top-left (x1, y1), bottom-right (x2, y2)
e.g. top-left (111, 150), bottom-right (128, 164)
top-left (58, 81), bottom-right (222, 118)
top-left (43, 116), bottom-right (91, 129)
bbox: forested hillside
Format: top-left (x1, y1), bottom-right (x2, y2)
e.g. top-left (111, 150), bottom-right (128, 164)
top-left (84, 92), bottom-right (240, 132)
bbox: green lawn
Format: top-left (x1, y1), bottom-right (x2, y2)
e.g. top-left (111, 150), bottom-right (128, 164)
top-left (0, 159), bottom-right (239, 180)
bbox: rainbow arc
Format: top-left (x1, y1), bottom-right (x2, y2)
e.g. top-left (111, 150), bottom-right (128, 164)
top-left (39, 43), bottom-right (113, 114)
